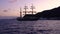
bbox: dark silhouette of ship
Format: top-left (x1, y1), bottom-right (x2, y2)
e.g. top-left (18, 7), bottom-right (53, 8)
top-left (17, 6), bottom-right (60, 21)
top-left (17, 14), bottom-right (38, 21)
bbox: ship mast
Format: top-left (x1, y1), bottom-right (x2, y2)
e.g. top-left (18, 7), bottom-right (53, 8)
top-left (20, 7), bottom-right (22, 18)
top-left (24, 5), bottom-right (28, 15)
top-left (30, 4), bottom-right (35, 14)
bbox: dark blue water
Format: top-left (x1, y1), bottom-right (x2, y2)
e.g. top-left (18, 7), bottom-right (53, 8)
top-left (0, 19), bottom-right (60, 34)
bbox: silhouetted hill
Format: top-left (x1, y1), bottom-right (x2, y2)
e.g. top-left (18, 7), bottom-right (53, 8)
top-left (36, 6), bottom-right (60, 19)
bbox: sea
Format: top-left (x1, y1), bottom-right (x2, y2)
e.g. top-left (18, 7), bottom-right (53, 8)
top-left (0, 19), bottom-right (60, 34)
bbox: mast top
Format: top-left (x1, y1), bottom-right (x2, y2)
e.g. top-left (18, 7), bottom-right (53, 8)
top-left (30, 4), bottom-right (35, 9)
top-left (24, 4), bottom-right (28, 9)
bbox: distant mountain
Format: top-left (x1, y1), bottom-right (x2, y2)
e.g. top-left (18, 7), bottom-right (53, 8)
top-left (36, 6), bottom-right (60, 19)
top-left (0, 16), bottom-right (17, 19)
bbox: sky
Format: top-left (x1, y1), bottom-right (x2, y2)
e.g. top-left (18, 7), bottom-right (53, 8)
top-left (0, 0), bottom-right (60, 16)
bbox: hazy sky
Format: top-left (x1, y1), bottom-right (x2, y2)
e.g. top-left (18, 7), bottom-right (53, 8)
top-left (0, 0), bottom-right (60, 16)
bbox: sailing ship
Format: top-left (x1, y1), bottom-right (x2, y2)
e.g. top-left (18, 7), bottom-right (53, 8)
top-left (17, 4), bottom-right (39, 21)
top-left (17, 5), bottom-right (60, 21)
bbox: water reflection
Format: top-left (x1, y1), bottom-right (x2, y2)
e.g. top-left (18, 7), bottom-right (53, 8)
top-left (0, 19), bottom-right (60, 34)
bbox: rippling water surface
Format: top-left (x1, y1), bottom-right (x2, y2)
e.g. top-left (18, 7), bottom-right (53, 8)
top-left (0, 19), bottom-right (60, 34)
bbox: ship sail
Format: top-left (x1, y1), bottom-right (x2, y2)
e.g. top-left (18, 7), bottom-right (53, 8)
top-left (24, 5), bottom-right (28, 15)
top-left (30, 4), bottom-right (35, 14)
